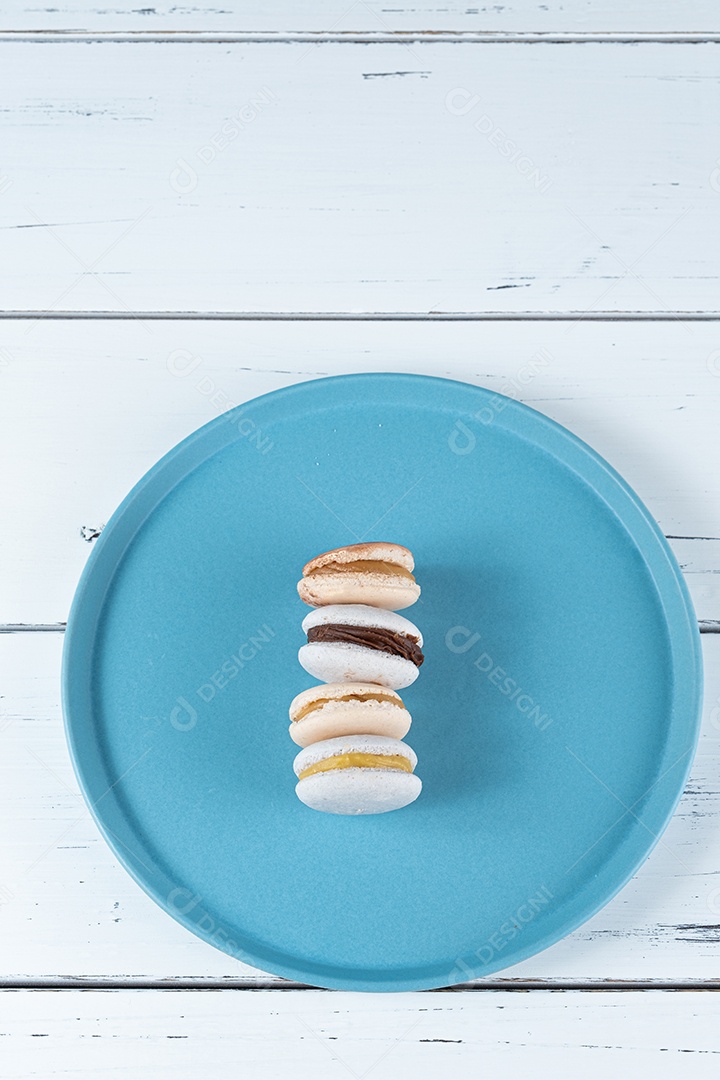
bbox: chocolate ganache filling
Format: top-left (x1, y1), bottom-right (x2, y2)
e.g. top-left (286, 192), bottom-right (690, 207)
top-left (307, 623), bottom-right (424, 667)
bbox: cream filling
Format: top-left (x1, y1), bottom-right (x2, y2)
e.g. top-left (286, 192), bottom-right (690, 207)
top-left (292, 691), bottom-right (405, 723)
top-left (298, 752), bottom-right (413, 781)
top-left (306, 559), bottom-right (416, 582)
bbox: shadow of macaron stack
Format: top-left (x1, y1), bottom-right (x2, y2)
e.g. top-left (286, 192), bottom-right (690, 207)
top-left (291, 542), bottom-right (424, 815)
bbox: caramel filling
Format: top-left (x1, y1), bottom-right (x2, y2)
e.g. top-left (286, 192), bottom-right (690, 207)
top-left (293, 691), bottom-right (406, 723)
top-left (298, 752), bottom-right (413, 781)
top-left (307, 559), bottom-right (416, 582)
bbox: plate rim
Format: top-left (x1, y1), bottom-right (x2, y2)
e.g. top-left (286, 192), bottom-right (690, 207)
top-left (62, 371), bottom-right (704, 991)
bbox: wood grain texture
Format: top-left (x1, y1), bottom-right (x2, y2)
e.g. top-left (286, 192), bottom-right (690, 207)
top-left (2, 989), bottom-right (720, 1078)
top-left (1, 320), bottom-right (718, 625)
top-left (1, 1), bottom-right (718, 34)
top-left (0, 42), bottom-right (717, 315)
top-left (2, 10), bottom-right (719, 1053)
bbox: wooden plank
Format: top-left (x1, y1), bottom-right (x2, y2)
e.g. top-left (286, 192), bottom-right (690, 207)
top-left (2, 1), bottom-right (717, 34)
top-left (1, 319), bottom-right (718, 625)
top-left (0, 42), bottom-right (717, 315)
top-left (1, 989), bottom-right (720, 1076)
top-left (0, 627), bottom-right (718, 983)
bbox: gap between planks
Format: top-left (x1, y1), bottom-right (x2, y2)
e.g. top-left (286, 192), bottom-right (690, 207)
top-left (1, 31), bottom-right (720, 44)
top-left (3, 978), bottom-right (720, 991)
top-left (2, 312), bottom-right (720, 322)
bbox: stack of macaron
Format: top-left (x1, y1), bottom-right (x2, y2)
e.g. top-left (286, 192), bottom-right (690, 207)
top-left (290, 542), bottom-right (424, 816)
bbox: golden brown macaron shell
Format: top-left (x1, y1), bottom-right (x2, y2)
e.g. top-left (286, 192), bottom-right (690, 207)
top-left (297, 542), bottom-right (420, 610)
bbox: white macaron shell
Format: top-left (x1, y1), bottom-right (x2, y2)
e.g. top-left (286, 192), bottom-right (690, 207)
top-left (293, 735), bottom-right (421, 816)
top-left (296, 770), bottom-right (422, 815)
top-left (293, 734), bottom-right (417, 776)
top-left (298, 642), bottom-right (419, 689)
top-left (301, 604), bottom-right (423, 647)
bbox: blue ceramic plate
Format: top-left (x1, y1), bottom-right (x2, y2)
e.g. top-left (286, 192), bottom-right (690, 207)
top-left (62, 373), bottom-right (702, 991)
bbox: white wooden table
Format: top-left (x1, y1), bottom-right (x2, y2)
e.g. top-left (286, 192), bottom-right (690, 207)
top-left (2, 1), bottom-right (720, 1072)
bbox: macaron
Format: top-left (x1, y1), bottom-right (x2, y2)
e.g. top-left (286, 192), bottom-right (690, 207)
top-left (289, 682), bottom-right (411, 748)
top-left (293, 734), bottom-right (422, 815)
top-left (297, 542), bottom-right (420, 610)
top-left (299, 604), bottom-right (424, 690)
